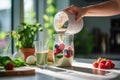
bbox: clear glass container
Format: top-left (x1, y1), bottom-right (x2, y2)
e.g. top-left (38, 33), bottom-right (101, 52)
top-left (53, 34), bottom-right (74, 66)
top-left (54, 11), bottom-right (83, 34)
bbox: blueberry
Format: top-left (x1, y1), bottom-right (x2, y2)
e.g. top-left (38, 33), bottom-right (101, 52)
top-left (67, 50), bottom-right (71, 54)
top-left (55, 44), bottom-right (59, 48)
top-left (64, 49), bottom-right (70, 54)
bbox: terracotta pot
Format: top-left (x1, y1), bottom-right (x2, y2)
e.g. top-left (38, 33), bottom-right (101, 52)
top-left (47, 50), bottom-right (54, 62)
top-left (20, 48), bottom-right (35, 61)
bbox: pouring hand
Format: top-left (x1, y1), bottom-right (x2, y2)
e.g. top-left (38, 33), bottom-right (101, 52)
top-left (64, 5), bottom-right (86, 22)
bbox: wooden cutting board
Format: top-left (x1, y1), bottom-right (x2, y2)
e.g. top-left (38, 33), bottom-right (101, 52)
top-left (0, 67), bottom-right (35, 77)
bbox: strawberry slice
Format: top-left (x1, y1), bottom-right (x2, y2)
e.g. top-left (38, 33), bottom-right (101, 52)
top-left (68, 46), bottom-right (73, 50)
top-left (64, 52), bottom-right (71, 58)
top-left (67, 46), bottom-right (74, 56)
top-left (59, 43), bottom-right (65, 51)
top-left (64, 49), bottom-right (71, 58)
top-left (54, 48), bottom-right (61, 55)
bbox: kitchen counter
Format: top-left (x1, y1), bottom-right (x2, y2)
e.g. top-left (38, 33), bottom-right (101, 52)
top-left (0, 58), bottom-right (120, 80)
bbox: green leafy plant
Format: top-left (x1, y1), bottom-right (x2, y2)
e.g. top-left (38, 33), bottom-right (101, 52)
top-left (74, 27), bottom-right (94, 57)
top-left (0, 56), bottom-right (26, 67)
top-left (11, 22), bottom-right (43, 50)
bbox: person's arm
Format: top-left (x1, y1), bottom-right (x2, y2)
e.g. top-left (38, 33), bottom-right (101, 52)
top-left (64, 0), bottom-right (120, 22)
top-left (84, 0), bottom-right (120, 16)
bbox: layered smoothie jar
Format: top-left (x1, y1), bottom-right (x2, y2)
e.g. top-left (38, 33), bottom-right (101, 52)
top-left (53, 34), bottom-right (74, 67)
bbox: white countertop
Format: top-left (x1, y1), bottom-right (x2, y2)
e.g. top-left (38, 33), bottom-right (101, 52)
top-left (0, 58), bottom-right (120, 80)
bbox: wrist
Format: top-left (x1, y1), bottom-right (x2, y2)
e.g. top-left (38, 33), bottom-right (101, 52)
top-left (82, 7), bottom-right (89, 17)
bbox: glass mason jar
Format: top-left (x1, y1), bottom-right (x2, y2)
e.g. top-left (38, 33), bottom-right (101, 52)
top-left (53, 34), bottom-right (74, 67)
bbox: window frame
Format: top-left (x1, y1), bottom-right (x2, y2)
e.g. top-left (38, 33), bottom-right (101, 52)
top-left (11, 0), bottom-right (24, 53)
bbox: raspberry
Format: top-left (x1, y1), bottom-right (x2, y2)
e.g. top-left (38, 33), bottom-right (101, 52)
top-left (100, 60), bottom-right (106, 65)
top-left (105, 61), bottom-right (111, 69)
top-left (111, 62), bottom-right (115, 69)
top-left (106, 60), bottom-right (112, 64)
top-left (93, 61), bottom-right (99, 68)
top-left (4, 62), bottom-right (14, 70)
top-left (98, 63), bottom-right (105, 69)
top-left (93, 57), bottom-right (115, 69)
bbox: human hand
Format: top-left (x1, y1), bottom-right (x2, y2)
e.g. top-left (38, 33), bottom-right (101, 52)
top-left (64, 5), bottom-right (86, 22)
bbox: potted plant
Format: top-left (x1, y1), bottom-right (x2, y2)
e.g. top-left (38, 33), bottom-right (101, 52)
top-left (11, 22), bottom-right (43, 60)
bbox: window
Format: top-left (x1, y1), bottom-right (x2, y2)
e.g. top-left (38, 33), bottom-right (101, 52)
top-left (0, 0), bottom-right (11, 55)
top-left (0, 0), bottom-right (11, 32)
top-left (24, 0), bottom-right (36, 24)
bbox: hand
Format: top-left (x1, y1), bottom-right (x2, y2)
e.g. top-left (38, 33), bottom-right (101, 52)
top-left (64, 5), bottom-right (86, 22)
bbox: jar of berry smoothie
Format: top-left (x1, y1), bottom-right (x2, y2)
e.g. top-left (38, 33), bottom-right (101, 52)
top-left (53, 34), bottom-right (74, 67)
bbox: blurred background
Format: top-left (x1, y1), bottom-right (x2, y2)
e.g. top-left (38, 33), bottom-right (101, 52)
top-left (0, 0), bottom-right (120, 60)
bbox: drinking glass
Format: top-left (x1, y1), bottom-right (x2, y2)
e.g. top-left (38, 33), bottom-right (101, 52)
top-left (34, 39), bottom-right (49, 68)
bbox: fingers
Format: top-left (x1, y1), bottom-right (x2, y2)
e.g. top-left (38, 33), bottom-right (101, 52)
top-left (64, 5), bottom-right (77, 14)
top-left (64, 5), bottom-right (82, 22)
top-left (64, 5), bottom-right (73, 11)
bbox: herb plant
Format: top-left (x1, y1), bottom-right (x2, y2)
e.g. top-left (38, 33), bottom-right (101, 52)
top-left (11, 22), bottom-right (43, 50)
